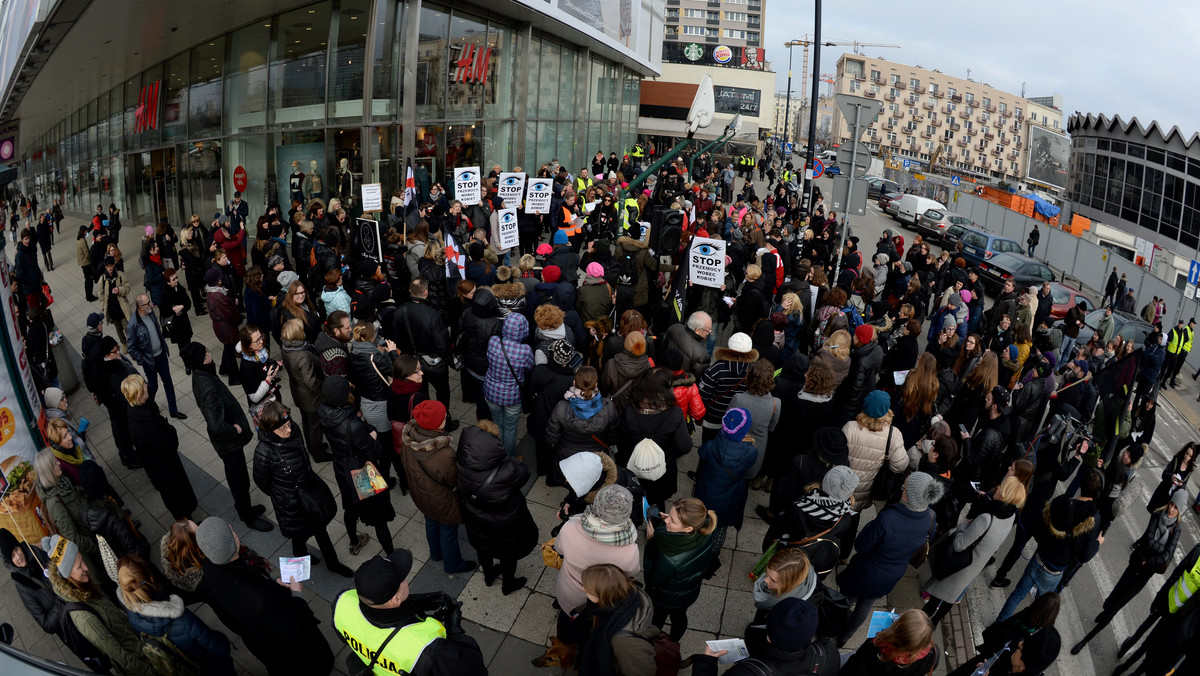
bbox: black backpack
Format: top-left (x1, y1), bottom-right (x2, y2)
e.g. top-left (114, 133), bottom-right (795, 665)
top-left (615, 249), bottom-right (640, 287)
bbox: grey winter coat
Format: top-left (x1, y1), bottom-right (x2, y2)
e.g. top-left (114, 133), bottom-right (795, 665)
top-left (921, 509), bottom-right (1015, 603)
top-left (281, 339), bottom-right (325, 413)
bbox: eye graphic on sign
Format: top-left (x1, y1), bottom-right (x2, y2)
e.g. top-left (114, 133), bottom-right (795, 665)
top-left (531, 180), bottom-right (549, 190)
top-left (500, 175), bottom-right (521, 188)
top-left (694, 243), bottom-right (718, 256)
top-left (502, 213), bottom-right (515, 223)
top-left (459, 170), bottom-right (476, 182)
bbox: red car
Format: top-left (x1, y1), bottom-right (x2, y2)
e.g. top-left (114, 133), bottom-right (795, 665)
top-left (1047, 282), bottom-right (1097, 320)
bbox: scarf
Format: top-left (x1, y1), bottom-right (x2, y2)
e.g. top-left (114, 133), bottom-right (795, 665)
top-left (873, 636), bottom-right (933, 666)
top-left (50, 440), bottom-right (84, 467)
top-left (577, 592), bottom-right (643, 676)
top-left (242, 347), bottom-right (270, 363)
top-left (149, 252), bottom-right (162, 265)
top-left (581, 510), bottom-right (637, 547)
top-left (1146, 511), bottom-right (1178, 554)
top-left (649, 521), bottom-right (711, 557)
top-left (795, 489), bottom-right (851, 523)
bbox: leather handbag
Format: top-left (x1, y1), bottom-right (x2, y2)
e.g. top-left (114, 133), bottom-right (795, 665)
top-left (541, 537), bottom-right (563, 569)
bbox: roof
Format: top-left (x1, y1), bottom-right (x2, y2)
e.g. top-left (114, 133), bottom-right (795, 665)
top-left (1067, 113), bottom-right (1200, 152)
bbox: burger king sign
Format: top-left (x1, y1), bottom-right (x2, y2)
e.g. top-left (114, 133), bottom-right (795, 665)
top-left (712, 45), bottom-right (733, 64)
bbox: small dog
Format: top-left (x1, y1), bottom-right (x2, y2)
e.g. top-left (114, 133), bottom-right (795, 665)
top-left (531, 636), bottom-right (576, 671)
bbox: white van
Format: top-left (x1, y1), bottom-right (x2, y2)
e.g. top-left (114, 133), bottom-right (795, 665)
top-left (896, 195), bottom-right (946, 226)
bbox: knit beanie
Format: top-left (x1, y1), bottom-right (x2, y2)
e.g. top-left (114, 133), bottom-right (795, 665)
top-left (590, 484), bottom-right (633, 526)
top-left (468, 241), bottom-right (485, 261)
top-left (766, 598), bottom-right (819, 652)
top-left (822, 465), bottom-right (859, 503)
top-left (41, 534), bottom-right (78, 578)
top-left (205, 268), bottom-right (222, 286)
top-left (1171, 488), bottom-right (1190, 514)
top-left (537, 243), bottom-right (553, 255)
top-left (195, 517), bottom-right (238, 564)
top-left (586, 262), bottom-right (605, 278)
top-left (552, 229), bottom-right (568, 246)
top-left (947, 293), bottom-right (961, 308)
top-left (862, 390), bottom-right (891, 419)
top-left (549, 339), bottom-right (582, 369)
top-left (43, 387), bottom-right (65, 410)
top-left (854, 324), bottom-right (874, 346)
top-left (542, 265), bottom-right (562, 284)
top-left (560, 452), bottom-right (603, 497)
top-left (721, 407), bottom-right (751, 441)
top-left (412, 400), bottom-right (447, 432)
top-left (322, 375), bottom-right (351, 407)
top-left (904, 472), bottom-right (945, 513)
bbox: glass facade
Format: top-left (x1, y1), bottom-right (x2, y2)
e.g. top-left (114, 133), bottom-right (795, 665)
top-left (1067, 130), bottom-right (1200, 250)
top-left (21, 0), bottom-right (641, 230)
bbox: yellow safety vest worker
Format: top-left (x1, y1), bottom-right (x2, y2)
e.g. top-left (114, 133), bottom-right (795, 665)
top-left (621, 197), bottom-right (640, 231)
top-left (334, 590), bottom-right (446, 675)
top-left (575, 176), bottom-right (593, 194)
top-left (630, 145), bottom-right (645, 159)
top-left (1168, 555), bottom-right (1200, 614)
top-left (1183, 326), bottom-right (1194, 353)
top-left (1168, 326), bottom-right (1190, 354)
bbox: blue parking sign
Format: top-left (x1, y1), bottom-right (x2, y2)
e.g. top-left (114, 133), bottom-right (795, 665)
top-left (1190, 260), bottom-right (1200, 286)
top-left (902, 159), bottom-right (910, 170)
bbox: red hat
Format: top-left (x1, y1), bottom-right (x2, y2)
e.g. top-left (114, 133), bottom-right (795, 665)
top-left (542, 265), bottom-right (562, 283)
top-left (855, 324), bottom-right (875, 345)
top-left (411, 400), bottom-right (447, 431)
top-left (536, 243), bottom-right (553, 255)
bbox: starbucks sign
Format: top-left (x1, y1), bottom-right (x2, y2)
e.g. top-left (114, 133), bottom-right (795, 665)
top-left (683, 43), bottom-right (703, 61)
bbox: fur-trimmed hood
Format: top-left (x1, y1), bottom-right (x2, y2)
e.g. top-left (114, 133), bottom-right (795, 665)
top-left (49, 563), bottom-right (101, 603)
top-left (1043, 496), bottom-right (1097, 540)
top-left (617, 235), bottom-right (648, 250)
top-left (120, 593), bottom-right (186, 619)
top-left (402, 423), bottom-right (454, 454)
top-left (713, 347), bottom-right (759, 363)
top-left (583, 451), bottom-right (619, 504)
top-left (490, 281), bottom-right (527, 301)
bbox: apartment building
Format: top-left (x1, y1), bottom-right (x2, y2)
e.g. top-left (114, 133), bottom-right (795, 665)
top-left (832, 54), bottom-right (1064, 188)
top-left (774, 92), bottom-right (804, 143)
top-left (663, 0), bottom-right (764, 48)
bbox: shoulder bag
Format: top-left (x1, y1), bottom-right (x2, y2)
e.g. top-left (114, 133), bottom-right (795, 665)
top-left (268, 442), bottom-right (336, 527)
top-left (870, 425), bottom-right (901, 502)
top-left (929, 514), bottom-right (990, 579)
top-left (498, 339), bottom-right (532, 413)
top-left (910, 510), bottom-right (935, 568)
top-left (344, 624), bottom-right (403, 676)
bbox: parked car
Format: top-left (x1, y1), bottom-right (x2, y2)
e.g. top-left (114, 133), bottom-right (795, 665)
top-left (915, 209), bottom-right (975, 242)
top-left (882, 194), bottom-right (904, 217)
top-left (825, 164), bottom-right (842, 176)
top-left (896, 194), bottom-right (945, 226)
top-left (977, 252), bottom-right (1055, 294)
top-left (1046, 283), bottom-right (1098, 320)
top-left (878, 191), bottom-right (902, 210)
top-left (866, 178), bottom-right (901, 199)
top-left (953, 225), bottom-right (1025, 267)
top-left (1057, 308), bottom-right (1152, 349)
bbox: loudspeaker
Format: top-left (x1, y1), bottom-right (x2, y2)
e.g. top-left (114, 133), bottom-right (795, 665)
top-left (649, 206), bottom-right (683, 254)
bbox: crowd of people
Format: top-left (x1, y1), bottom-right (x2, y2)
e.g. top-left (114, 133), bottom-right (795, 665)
top-left (2, 148), bottom-right (1198, 676)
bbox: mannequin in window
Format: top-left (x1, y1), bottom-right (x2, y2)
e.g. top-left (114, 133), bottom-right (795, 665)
top-left (336, 157), bottom-right (354, 207)
top-left (289, 161), bottom-right (305, 204)
top-left (303, 160), bottom-right (323, 202)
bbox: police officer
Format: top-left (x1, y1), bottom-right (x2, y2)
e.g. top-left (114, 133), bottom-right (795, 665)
top-left (334, 550), bottom-right (487, 675)
top-left (1162, 317), bottom-right (1193, 388)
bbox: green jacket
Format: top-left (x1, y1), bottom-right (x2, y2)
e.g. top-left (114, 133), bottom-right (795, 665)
top-left (37, 478), bottom-right (107, 586)
top-left (642, 521), bottom-right (717, 611)
top-left (49, 566), bottom-right (156, 676)
top-left (1096, 313), bottom-right (1116, 345)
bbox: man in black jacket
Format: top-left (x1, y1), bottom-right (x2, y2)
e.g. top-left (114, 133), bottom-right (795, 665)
top-left (180, 343), bottom-right (275, 530)
top-left (660, 312), bottom-right (712, 379)
top-left (393, 279), bottom-right (456, 428)
top-left (834, 324), bottom-right (884, 424)
top-left (692, 598), bottom-right (838, 676)
top-left (315, 310), bottom-right (352, 377)
top-left (961, 386), bottom-right (1014, 494)
top-left (80, 313), bottom-right (106, 399)
top-left (94, 336), bottom-right (140, 469)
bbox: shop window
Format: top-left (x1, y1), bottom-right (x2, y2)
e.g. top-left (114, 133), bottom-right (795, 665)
top-left (226, 23), bottom-right (270, 133)
top-left (190, 39), bottom-right (224, 138)
top-left (272, 3), bottom-right (330, 127)
top-left (446, 10), bottom-right (489, 120)
top-left (329, 128), bottom-right (363, 216)
top-left (525, 36), bottom-right (541, 119)
top-left (557, 50), bottom-right (578, 120)
top-left (163, 53), bottom-right (189, 144)
top-left (331, 2), bottom-right (367, 120)
top-left (371, 0), bottom-right (402, 120)
top-left (123, 74), bottom-right (140, 151)
top-left (274, 130), bottom-right (326, 211)
top-left (416, 4), bottom-right (450, 120)
top-left (485, 20), bottom-right (516, 120)
top-left (539, 41), bottom-right (562, 119)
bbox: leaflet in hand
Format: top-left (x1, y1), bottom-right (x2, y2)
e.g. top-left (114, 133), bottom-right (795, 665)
top-left (705, 638), bottom-right (749, 663)
top-left (868, 610), bottom-right (900, 638)
top-left (279, 556), bottom-right (311, 582)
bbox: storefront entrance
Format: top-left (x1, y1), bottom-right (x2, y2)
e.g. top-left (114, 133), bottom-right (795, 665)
top-left (128, 148), bottom-right (181, 227)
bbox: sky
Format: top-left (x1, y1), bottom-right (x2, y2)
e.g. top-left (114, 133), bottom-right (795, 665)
top-left (763, 0), bottom-right (1200, 138)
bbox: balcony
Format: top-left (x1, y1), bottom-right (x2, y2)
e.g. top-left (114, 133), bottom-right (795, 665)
top-left (977, 143), bottom-right (987, 152)
top-left (951, 94), bottom-right (963, 103)
top-left (865, 90), bottom-right (876, 97)
top-left (930, 118), bottom-right (942, 127)
top-left (931, 89), bottom-right (944, 98)
top-left (667, 0), bottom-right (679, 4)
top-left (959, 110), bottom-right (971, 119)
top-left (914, 84), bottom-right (926, 93)
top-left (1000, 136), bottom-right (1010, 145)
top-left (1010, 123), bottom-right (1020, 133)
top-left (1001, 108), bottom-right (1012, 117)
top-left (942, 104), bottom-right (954, 114)
top-left (923, 100), bottom-right (935, 110)
top-left (984, 130), bottom-right (995, 139)
top-left (708, 0), bottom-right (721, 6)
top-left (978, 114), bottom-right (989, 124)
top-left (992, 147), bottom-right (1002, 156)
top-left (957, 138), bottom-right (969, 147)
top-left (705, 36), bottom-right (718, 43)
top-left (851, 72), bottom-right (865, 81)
top-left (748, 2), bottom-right (761, 9)
top-left (872, 76), bottom-right (886, 84)
top-left (921, 131), bottom-right (933, 139)
top-left (949, 122), bottom-right (961, 131)
top-left (1015, 139), bottom-right (1023, 148)
top-left (986, 103), bottom-right (997, 112)
top-left (884, 123), bottom-right (894, 130)
top-left (1016, 111), bottom-right (1024, 120)
top-left (895, 81), bottom-right (907, 90)
top-left (706, 18), bottom-right (720, 24)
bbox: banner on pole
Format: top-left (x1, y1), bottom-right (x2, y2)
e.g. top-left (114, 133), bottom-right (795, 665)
top-left (688, 237), bottom-right (726, 288)
top-left (497, 172), bottom-right (526, 209)
top-left (454, 166), bottom-right (482, 205)
top-left (497, 208), bottom-right (520, 250)
top-left (524, 178), bottom-right (553, 214)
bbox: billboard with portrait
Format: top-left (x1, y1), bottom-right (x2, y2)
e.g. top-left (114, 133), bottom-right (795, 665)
top-left (1026, 126), bottom-right (1070, 190)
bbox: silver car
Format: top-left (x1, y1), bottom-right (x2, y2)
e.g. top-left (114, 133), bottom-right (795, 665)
top-left (917, 209), bottom-right (974, 241)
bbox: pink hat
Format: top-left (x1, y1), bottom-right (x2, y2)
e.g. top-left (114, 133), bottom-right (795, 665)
top-left (960, 289), bottom-right (972, 303)
top-left (586, 262), bottom-right (605, 278)
top-left (536, 243), bottom-right (553, 255)
top-left (144, 225), bottom-right (155, 237)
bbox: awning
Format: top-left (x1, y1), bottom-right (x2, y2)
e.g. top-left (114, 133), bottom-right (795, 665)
top-left (0, 166), bottom-right (17, 187)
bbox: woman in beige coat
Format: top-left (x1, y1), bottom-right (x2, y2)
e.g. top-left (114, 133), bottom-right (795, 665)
top-left (840, 389), bottom-right (908, 549)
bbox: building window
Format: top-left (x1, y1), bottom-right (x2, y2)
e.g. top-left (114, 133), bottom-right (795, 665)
top-left (666, 8), bottom-right (678, 18)
top-left (982, 97), bottom-right (991, 108)
top-left (845, 60), bottom-right (864, 78)
top-left (887, 132), bottom-right (897, 142)
top-left (850, 80), bottom-right (861, 92)
top-left (910, 78), bottom-right (920, 89)
top-left (682, 25), bottom-right (705, 35)
top-left (870, 69), bottom-right (881, 81)
top-left (965, 93), bottom-right (974, 104)
top-left (706, 27), bottom-right (718, 36)
top-left (725, 0), bottom-right (747, 4)
top-left (870, 84), bottom-right (880, 94)
top-left (724, 11), bottom-right (748, 21)
top-left (747, 14), bottom-right (760, 26)
top-left (683, 9), bottom-right (705, 18)
top-left (890, 74), bottom-right (900, 85)
top-left (947, 87), bottom-right (956, 98)
top-left (929, 83), bottom-right (939, 94)
top-left (998, 102), bottom-right (1007, 113)
top-left (747, 32), bottom-right (759, 43)
top-left (722, 29), bottom-right (746, 39)
top-left (707, 11), bottom-right (719, 20)
top-left (665, 25), bottom-right (678, 36)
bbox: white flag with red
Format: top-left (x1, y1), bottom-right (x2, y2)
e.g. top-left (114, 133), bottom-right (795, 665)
top-left (402, 161), bottom-right (417, 208)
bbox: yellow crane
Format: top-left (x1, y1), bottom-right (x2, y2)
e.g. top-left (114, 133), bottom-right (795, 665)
top-left (785, 37), bottom-right (900, 108)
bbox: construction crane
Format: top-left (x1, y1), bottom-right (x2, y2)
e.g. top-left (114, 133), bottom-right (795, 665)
top-left (818, 73), bottom-right (836, 97)
top-left (785, 36), bottom-right (899, 108)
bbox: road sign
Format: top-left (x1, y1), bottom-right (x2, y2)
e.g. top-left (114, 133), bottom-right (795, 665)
top-left (950, 175), bottom-right (961, 186)
top-left (782, 142), bottom-right (794, 153)
top-left (836, 141), bottom-right (872, 177)
top-left (902, 159), bottom-right (910, 170)
top-left (1189, 260), bottom-right (1200, 286)
top-left (812, 158), bottom-right (825, 179)
top-left (832, 176), bottom-right (870, 216)
top-left (834, 94), bottom-right (884, 133)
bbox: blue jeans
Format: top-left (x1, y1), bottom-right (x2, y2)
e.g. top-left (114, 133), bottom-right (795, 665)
top-left (144, 351), bottom-right (179, 414)
top-left (424, 517), bottom-right (466, 572)
top-left (997, 554), bottom-right (1063, 622)
top-left (488, 401), bottom-right (523, 457)
top-left (1059, 336), bottom-right (1078, 364)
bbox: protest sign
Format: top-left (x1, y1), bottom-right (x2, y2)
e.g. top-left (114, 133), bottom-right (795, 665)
top-left (688, 237), bottom-right (726, 288)
top-left (524, 178), bottom-right (552, 214)
top-left (454, 166), bottom-right (482, 205)
top-left (497, 172), bottom-right (526, 209)
top-left (497, 208), bottom-right (520, 250)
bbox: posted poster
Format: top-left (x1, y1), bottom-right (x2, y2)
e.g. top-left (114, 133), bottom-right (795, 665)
top-left (688, 237), bottom-right (726, 288)
top-left (360, 183), bottom-right (383, 213)
top-left (497, 172), bottom-right (526, 209)
top-left (497, 208), bottom-right (520, 250)
top-left (454, 166), bottom-right (482, 205)
top-left (355, 218), bottom-right (383, 263)
top-left (524, 178), bottom-right (553, 214)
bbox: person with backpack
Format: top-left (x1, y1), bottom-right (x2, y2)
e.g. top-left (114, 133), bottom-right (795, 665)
top-left (614, 232), bottom-right (674, 319)
top-left (560, 563), bottom-right (660, 676)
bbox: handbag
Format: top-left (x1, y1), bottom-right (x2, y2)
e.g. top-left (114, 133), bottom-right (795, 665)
top-left (401, 306), bottom-right (447, 376)
top-left (929, 516), bottom-right (989, 579)
top-left (541, 537), bottom-right (563, 569)
top-left (757, 511), bottom-right (846, 579)
top-left (498, 339), bottom-right (532, 414)
top-left (350, 461), bottom-right (389, 501)
top-left (41, 282), bottom-right (54, 306)
top-left (269, 442), bottom-right (336, 527)
top-left (870, 426), bottom-right (900, 502)
top-left (909, 511), bottom-right (935, 568)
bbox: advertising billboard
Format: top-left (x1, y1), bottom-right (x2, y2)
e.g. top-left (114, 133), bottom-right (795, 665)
top-left (714, 86), bottom-right (761, 116)
top-left (1026, 125), bottom-right (1070, 190)
top-left (512, 0), bottom-right (664, 74)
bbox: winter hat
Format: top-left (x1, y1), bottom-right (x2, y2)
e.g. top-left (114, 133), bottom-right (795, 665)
top-left (722, 407), bottom-right (752, 441)
top-left (0, 529), bottom-right (21, 565)
top-left (947, 293), bottom-right (962, 308)
top-left (904, 261), bottom-right (914, 273)
top-left (904, 471), bottom-right (946, 512)
top-left (822, 465), bottom-right (859, 503)
top-left (468, 241), bottom-right (485, 261)
top-left (86, 312), bottom-right (104, 329)
top-left (854, 324), bottom-right (874, 345)
top-left (277, 270), bottom-right (300, 289)
top-left (41, 534), bottom-right (79, 578)
top-left (195, 517), bottom-right (238, 564)
top-left (991, 385), bottom-right (1013, 415)
top-left (940, 314), bottom-right (957, 334)
top-left (1072, 359), bottom-right (1090, 375)
top-left (862, 389), bottom-right (891, 419)
top-left (552, 229), bottom-right (569, 246)
top-left (1042, 351), bottom-right (1058, 368)
top-left (103, 255), bottom-right (116, 267)
top-left (1171, 488), bottom-right (1190, 514)
top-left (268, 254), bottom-right (285, 268)
top-left (205, 268), bottom-right (222, 286)
top-left (412, 400), bottom-right (447, 431)
top-left (560, 452), bottom-right (604, 497)
top-left (727, 332), bottom-right (753, 353)
top-left (875, 253), bottom-right (890, 265)
top-left (322, 375), bottom-right (351, 407)
top-left (1007, 344), bottom-right (1019, 360)
top-left (767, 598), bottom-right (819, 652)
top-left (549, 339), bottom-right (581, 369)
top-left (43, 388), bottom-right (64, 410)
top-left (628, 439), bottom-right (667, 480)
top-left (536, 243), bottom-right (553, 255)
top-left (1128, 443), bottom-right (1148, 465)
top-left (179, 342), bottom-right (208, 369)
top-left (960, 289), bottom-right (972, 304)
top-left (624, 331), bottom-right (647, 357)
top-left (812, 428), bottom-right (850, 467)
top-left (732, 228), bottom-right (744, 241)
top-left (586, 262), bottom-right (605, 278)
top-left (542, 265), bottom-right (562, 284)
top-left (590, 484), bottom-right (633, 526)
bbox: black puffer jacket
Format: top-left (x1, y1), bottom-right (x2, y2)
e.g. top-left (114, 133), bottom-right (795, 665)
top-left (456, 425), bottom-right (539, 560)
top-left (528, 362), bottom-right (577, 444)
top-left (253, 426), bottom-right (324, 539)
top-left (392, 298), bottom-right (449, 356)
top-left (80, 496), bottom-right (150, 561)
top-left (127, 401), bottom-right (198, 520)
top-left (836, 341), bottom-right (884, 415)
top-left (346, 340), bottom-right (393, 402)
top-left (460, 288), bottom-right (504, 377)
top-left (192, 366), bottom-right (254, 455)
top-left (319, 401), bottom-right (394, 525)
top-left (961, 412), bottom-right (1012, 491)
top-left (4, 542), bottom-right (61, 635)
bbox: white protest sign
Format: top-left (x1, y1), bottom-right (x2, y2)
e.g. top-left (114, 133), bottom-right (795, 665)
top-left (497, 172), bottom-right (526, 209)
top-left (524, 177), bottom-right (553, 214)
top-left (360, 183), bottom-right (383, 213)
top-left (454, 166), bottom-right (482, 205)
top-left (497, 208), bottom-right (520, 250)
top-left (688, 237), bottom-right (726, 288)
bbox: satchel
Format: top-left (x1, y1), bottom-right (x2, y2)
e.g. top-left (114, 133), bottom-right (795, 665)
top-left (350, 461), bottom-right (390, 501)
top-left (541, 537), bottom-right (563, 569)
top-left (929, 517), bottom-right (989, 579)
top-left (909, 511), bottom-right (935, 568)
top-left (870, 426), bottom-right (900, 502)
top-left (499, 339), bottom-right (532, 414)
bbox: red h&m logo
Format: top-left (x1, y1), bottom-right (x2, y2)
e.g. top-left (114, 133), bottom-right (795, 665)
top-left (454, 43), bottom-right (492, 85)
top-left (134, 80), bottom-right (161, 133)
